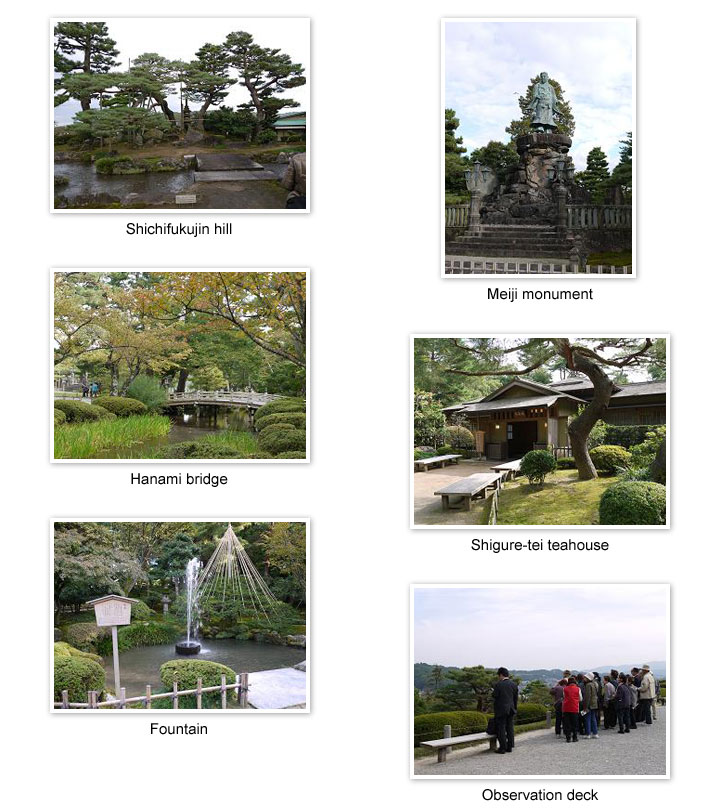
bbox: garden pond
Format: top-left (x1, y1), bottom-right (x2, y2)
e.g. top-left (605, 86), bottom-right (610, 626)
top-left (104, 638), bottom-right (305, 697)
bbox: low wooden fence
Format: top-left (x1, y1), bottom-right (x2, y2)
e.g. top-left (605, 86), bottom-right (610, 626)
top-left (533, 444), bottom-right (573, 459)
top-left (567, 205), bottom-right (631, 229)
top-left (445, 204), bottom-right (469, 228)
top-left (55, 673), bottom-right (249, 710)
top-left (487, 486), bottom-right (500, 526)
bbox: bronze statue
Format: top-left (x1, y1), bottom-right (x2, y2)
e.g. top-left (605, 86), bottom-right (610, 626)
top-left (528, 72), bottom-right (560, 132)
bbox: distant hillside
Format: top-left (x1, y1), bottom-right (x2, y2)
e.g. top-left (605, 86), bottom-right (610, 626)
top-left (415, 662), bottom-right (666, 691)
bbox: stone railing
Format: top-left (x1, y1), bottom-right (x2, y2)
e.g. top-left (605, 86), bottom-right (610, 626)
top-left (445, 204), bottom-right (469, 228)
top-left (567, 205), bottom-right (631, 229)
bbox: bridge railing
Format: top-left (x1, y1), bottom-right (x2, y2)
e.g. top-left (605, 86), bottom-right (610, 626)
top-left (567, 205), bottom-right (631, 229)
top-left (166, 390), bottom-right (281, 405)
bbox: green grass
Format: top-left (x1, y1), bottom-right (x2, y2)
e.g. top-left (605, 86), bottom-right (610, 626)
top-left (194, 430), bottom-right (260, 454)
top-left (145, 429), bottom-right (262, 459)
top-left (497, 469), bottom-right (618, 525)
top-left (54, 414), bottom-right (171, 459)
top-left (587, 250), bottom-right (632, 266)
top-left (414, 720), bottom-right (549, 759)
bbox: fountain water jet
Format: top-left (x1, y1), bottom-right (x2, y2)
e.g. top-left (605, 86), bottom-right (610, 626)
top-left (175, 557), bottom-right (202, 655)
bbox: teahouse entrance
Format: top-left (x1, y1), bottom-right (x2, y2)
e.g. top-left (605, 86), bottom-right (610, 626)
top-left (507, 420), bottom-right (538, 458)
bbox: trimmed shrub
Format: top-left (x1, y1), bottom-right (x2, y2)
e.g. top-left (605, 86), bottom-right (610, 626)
top-left (53, 642), bottom-right (103, 665)
top-left (160, 659), bottom-right (238, 708)
top-left (444, 425), bottom-right (475, 451)
top-left (54, 399), bottom-right (105, 423)
top-left (414, 711), bottom-right (488, 747)
top-left (556, 456), bottom-right (576, 469)
top-left (96, 621), bottom-right (178, 655)
top-left (254, 411), bottom-right (306, 432)
top-left (589, 444), bottom-right (632, 473)
top-left (91, 405), bottom-right (117, 421)
top-left (64, 622), bottom-right (109, 651)
top-left (253, 398), bottom-right (306, 420)
top-left (516, 703), bottom-right (547, 724)
top-left (258, 426), bottom-right (306, 456)
top-left (599, 481), bottom-right (666, 525)
top-left (604, 424), bottom-right (660, 449)
top-left (54, 408), bottom-right (67, 426)
top-left (129, 599), bottom-right (155, 621)
top-left (126, 375), bottom-right (167, 411)
top-left (274, 450), bottom-right (307, 459)
top-left (519, 450), bottom-right (557, 485)
top-left (93, 395), bottom-right (147, 417)
top-left (54, 654), bottom-right (106, 702)
top-left (436, 445), bottom-right (454, 456)
top-left (414, 448), bottom-right (435, 460)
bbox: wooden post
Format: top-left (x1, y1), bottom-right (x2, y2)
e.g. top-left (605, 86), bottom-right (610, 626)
top-left (235, 674), bottom-right (241, 704)
top-left (173, 681), bottom-right (179, 710)
top-left (119, 687), bottom-right (126, 710)
top-left (196, 678), bottom-right (203, 710)
top-left (90, 690), bottom-right (98, 709)
top-left (87, 690), bottom-right (93, 709)
top-left (443, 724), bottom-right (452, 753)
top-left (221, 674), bottom-right (227, 709)
top-left (61, 690), bottom-right (69, 709)
top-left (146, 685), bottom-right (152, 709)
top-left (240, 672), bottom-right (249, 708)
top-left (111, 625), bottom-right (121, 698)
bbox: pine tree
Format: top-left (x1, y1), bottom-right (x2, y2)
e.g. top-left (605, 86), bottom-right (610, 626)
top-left (54, 22), bottom-right (120, 110)
top-left (506, 75), bottom-right (575, 140)
top-left (575, 146), bottom-right (610, 203)
top-left (445, 108), bottom-right (468, 197)
top-left (610, 132), bottom-right (632, 201)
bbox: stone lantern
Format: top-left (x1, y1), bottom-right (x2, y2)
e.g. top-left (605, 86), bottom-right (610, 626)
top-left (161, 595), bottom-right (171, 615)
top-left (464, 162), bottom-right (497, 232)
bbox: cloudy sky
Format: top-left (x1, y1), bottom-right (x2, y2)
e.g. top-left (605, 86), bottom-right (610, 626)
top-left (54, 17), bottom-right (310, 125)
top-left (414, 586), bottom-right (667, 669)
top-left (444, 20), bottom-right (634, 171)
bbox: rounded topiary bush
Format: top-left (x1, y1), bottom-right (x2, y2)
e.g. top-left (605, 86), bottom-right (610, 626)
top-left (96, 621), bottom-right (178, 655)
top-left (258, 426), bottom-right (306, 456)
top-left (274, 450), bottom-right (307, 459)
top-left (599, 481), bottom-right (666, 525)
top-left (589, 444), bottom-right (632, 473)
top-left (444, 425), bottom-right (475, 451)
top-left (53, 641), bottom-right (103, 664)
top-left (414, 711), bottom-right (488, 747)
top-left (253, 398), bottom-right (306, 420)
top-left (54, 654), bottom-right (106, 702)
top-left (129, 599), bottom-right (155, 621)
top-left (519, 449), bottom-right (557, 485)
top-left (160, 659), bottom-right (238, 708)
top-left (64, 622), bottom-right (109, 651)
top-left (54, 400), bottom-right (105, 423)
top-left (254, 411), bottom-right (306, 432)
top-left (54, 408), bottom-right (67, 426)
top-left (91, 405), bottom-right (116, 421)
top-left (93, 395), bottom-right (147, 417)
top-left (516, 703), bottom-right (547, 724)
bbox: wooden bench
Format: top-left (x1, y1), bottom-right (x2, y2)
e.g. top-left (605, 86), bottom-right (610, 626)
top-left (434, 472), bottom-right (503, 511)
top-left (421, 732), bottom-right (498, 762)
top-left (491, 458), bottom-right (522, 481)
top-left (414, 454), bottom-right (462, 472)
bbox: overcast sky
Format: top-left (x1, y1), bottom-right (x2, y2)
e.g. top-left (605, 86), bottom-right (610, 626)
top-left (54, 17), bottom-right (310, 125)
top-left (444, 20), bottom-right (634, 171)
top-left (414, 586), bottom-right (667, 669)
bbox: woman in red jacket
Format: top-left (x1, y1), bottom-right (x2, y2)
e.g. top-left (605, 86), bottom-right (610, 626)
top-left (562, 676), bottom-right (582, 742)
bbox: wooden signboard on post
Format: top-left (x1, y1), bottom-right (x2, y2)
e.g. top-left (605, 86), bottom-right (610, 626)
top-left (87, 595), bottom-right (138, 698)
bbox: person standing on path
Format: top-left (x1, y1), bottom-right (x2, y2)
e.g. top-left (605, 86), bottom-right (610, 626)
top-left (638, 664), bottom-right (655, 725)
top-left (615, 675), bottom-right (632, 734)
top-left (90, 381), bottom-right (99, 398)
top-left (562, 676), bottom-right (582, 742)
top-left (582, 673), bottom-right (599, 738)
top-left (550, 679), bottom-right (566, 736)
top-left (603, 675), bottom-right (617, 728)
top-left (492, 667), bottom-right (518, 754)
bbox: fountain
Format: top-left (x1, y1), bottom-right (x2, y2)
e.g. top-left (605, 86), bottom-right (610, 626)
top-left (175, 557), bottom-right (202, 655)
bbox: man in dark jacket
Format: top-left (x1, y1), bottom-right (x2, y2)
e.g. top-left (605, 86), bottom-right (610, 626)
top-left (492, 667), bottom-right (519, 753)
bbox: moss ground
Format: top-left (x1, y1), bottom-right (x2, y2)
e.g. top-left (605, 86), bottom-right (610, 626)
top-left (497, 469), bottom-right (618, 525)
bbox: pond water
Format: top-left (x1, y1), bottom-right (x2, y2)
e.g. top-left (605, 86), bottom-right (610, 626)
top-left (55, 162), bottom-right (193, 202)
top-left (92, 406), bottom-right (253, 459)
top-left (104, 638), bottom-right (305, 698)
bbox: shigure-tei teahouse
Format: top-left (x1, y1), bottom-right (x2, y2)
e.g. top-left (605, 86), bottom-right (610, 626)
top-left (443, 377), bottom-right (666, 460)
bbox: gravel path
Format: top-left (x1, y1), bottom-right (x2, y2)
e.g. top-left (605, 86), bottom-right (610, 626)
top-left (414, 708), bottom-right (666, 777)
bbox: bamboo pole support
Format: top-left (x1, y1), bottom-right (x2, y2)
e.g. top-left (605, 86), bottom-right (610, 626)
top-left (173, 681), bottom-right (179, 710)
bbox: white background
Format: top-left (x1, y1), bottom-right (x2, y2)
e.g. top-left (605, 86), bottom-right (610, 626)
top-left (3, 0), bottom-right (718, 807)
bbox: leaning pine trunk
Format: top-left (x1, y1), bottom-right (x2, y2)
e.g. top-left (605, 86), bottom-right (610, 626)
top-left (565, 354), bottom-right (615, 480)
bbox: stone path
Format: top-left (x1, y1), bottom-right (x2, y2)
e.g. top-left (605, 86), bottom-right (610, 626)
top-left (415, 708), bottom-right (666, 776)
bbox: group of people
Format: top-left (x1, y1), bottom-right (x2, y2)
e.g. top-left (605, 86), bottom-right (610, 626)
top-left (81, 382), bottom-right (100, 399)
top-left (490, 664), bottom-right (660, 754)
top-left (550, 665), bottom-right (659, 743)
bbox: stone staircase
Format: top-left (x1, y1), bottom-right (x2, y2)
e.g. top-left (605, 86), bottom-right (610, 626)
top-left (446, 224), bottom-right (574, 260)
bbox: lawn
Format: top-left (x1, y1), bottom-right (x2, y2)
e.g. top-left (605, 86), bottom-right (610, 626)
top-left (586, 250), bottom-right (632, 266)
top-left (497, 469), bottom-right (618, 525)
